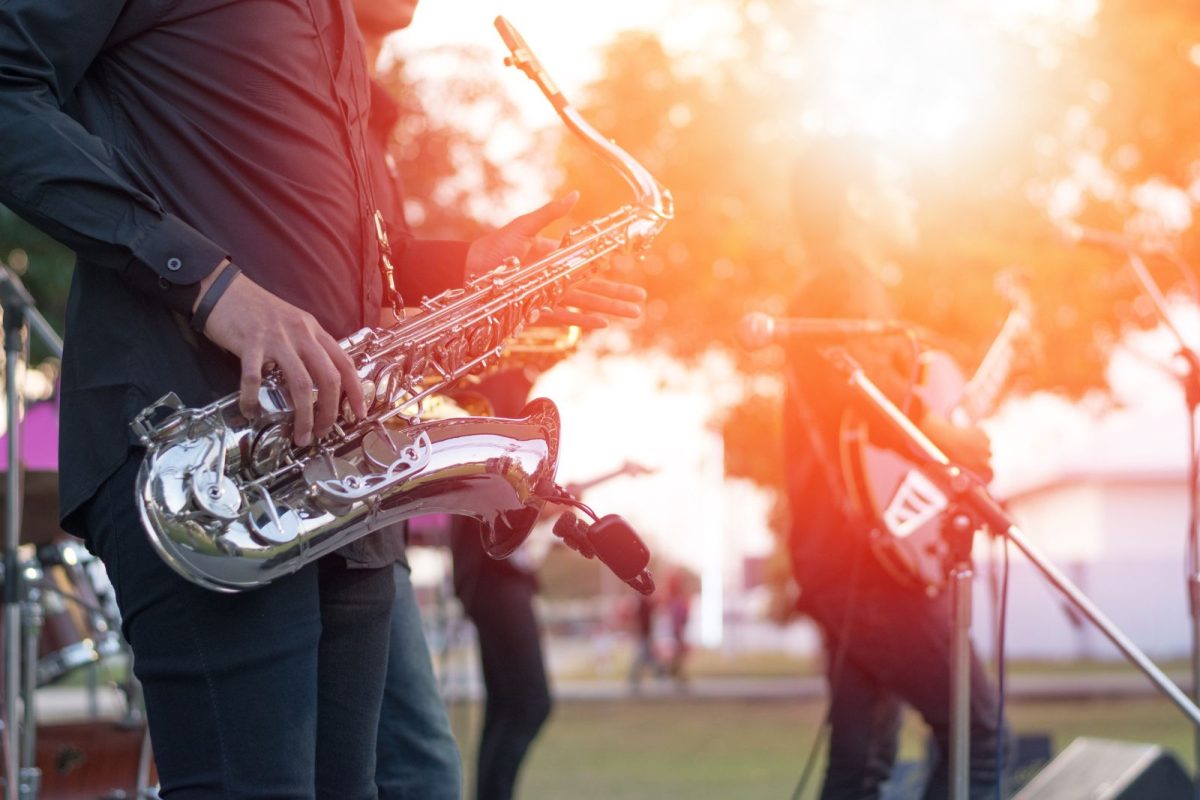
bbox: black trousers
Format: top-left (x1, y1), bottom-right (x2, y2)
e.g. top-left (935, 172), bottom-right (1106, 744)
top-left (802, 557), bottom-right (1007, 800)
top-left (450, 518), bottom-right (552, 800)
top-left (82, 454), bottom-right (395, 799)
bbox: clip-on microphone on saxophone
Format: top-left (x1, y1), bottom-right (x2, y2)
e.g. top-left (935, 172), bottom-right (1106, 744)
top-left (546, 487), bottom-right (654, 595)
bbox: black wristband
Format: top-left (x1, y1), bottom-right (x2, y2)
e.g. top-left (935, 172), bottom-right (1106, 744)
top-left (190, 262), bottom-right (241, 334)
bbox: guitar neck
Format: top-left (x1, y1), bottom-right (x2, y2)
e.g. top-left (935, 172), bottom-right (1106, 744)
top-left (959, 311), bottom-right (1023, 423)
top-left (570, 462), bottom-right (648, 495)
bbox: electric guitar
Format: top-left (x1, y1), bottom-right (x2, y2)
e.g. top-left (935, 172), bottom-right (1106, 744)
top-left (840, 272), bottom-right (1034, 594)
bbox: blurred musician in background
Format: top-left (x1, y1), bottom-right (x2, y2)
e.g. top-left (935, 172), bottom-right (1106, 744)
top-left (353, 3), bottom-right (640, 798)
top-left (354, 2), bottom-right (463, 797)
top-left (446, 368), bottom-right (554, 800)
top-left (782, 136), bottom-right (1007, 799)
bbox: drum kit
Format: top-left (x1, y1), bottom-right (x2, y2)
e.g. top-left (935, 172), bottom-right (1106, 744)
top-left (0, 265), bottom-right (157, 800)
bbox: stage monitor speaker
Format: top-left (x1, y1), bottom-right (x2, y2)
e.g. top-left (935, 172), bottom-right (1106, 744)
top-left (1013, 737), bottom-right (1191, 799)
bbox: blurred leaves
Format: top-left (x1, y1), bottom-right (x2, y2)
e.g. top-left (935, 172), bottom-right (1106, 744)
top-left (377, 44), bottom-right (520, 238)
top-left (0, 206), bottom-right (73, 364)
top-left (557, 1), bottom-right (1200, 399)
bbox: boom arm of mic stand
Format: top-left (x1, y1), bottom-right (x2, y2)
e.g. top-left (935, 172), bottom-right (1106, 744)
top-left (820, 348), bottom-right (1200, 729)
top-left (0, 262), bottom-right (63, 358)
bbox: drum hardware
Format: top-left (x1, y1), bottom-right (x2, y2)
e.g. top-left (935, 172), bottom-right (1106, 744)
top-left (822, 346), bottom-right (1200, 797)
top-left (1, 262), bottom-right (64, 800)
top-left (0, 543), bottom-right (126, 690)
top-left (0, 265), bottom-right (152, 800)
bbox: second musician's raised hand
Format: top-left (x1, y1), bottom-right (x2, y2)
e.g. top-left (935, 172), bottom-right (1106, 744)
top-left (466, 192), bottom-right (646, 329)
top-left (198, 265), bottom-right (367, 447)
top-left (465, 192), bottom-right (580, 279)
top-left (534, 274), bottom-right (646, 329)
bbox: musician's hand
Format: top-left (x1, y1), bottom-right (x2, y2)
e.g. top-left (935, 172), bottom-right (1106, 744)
top-left (920, 415), bottom-right (994, 481)
top-left (535, 277), bottom-right (646, 330)
top-left (466, 192), bottom-right (647, 329)
top-left (198, 268), bottom-right (367, 447)
top-left (466, 192), bottom-right (579, 278)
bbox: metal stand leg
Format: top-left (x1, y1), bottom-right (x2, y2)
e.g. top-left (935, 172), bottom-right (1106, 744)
top-left (950, 562), bottom-right (973, 800)
top-left (3, 302), bottom-right (26, 800)
top-left (18, 582), bottom-right (40, 800)
top-left (1191, 574), bottom-right (1200, 775)
top-left (0, 265), bottom-right (63, 800)
top-left (136, 727), bottom-right (157, 799)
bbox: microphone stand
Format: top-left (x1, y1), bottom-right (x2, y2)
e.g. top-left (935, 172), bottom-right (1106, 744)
top-left (0, 263), bottom-right (62, 800)
top-left (1120, 248), bottom-right (1200, 790)
top-left (820, 348), bottom-right (1200, 797)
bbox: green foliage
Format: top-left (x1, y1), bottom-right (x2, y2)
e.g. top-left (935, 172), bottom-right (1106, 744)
top-left (550, 3), bottom-right (1200, 497)
top-left (376, 44), bottom-right (519, 238)
top-left (0, 206), bottom-right (73, 363)
top-left (557, 3), bottom-right (1200, 391)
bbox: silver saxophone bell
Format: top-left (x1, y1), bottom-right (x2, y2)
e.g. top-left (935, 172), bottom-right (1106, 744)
top-left (137, 396), bottom-right (562, 592)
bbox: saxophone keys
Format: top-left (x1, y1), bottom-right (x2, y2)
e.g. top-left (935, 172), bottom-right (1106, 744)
top-left (190, 472), bottom-right (244, 521)
top-left (302, 454), bottom-right (361, 516)
top-left (340, 379), bottom-right (376, 425)
top-left (247, 504), bottom-right (301, 546)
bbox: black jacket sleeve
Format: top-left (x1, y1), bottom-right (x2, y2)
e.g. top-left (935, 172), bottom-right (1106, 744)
top-left (0, 0), bottom-right (227, 313)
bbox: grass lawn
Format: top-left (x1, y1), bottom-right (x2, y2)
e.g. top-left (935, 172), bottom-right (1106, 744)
top-left (447, 695), bottom-right (1198, 800)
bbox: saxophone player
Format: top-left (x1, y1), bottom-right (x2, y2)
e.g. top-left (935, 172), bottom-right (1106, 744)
top-left (0, 1), bottom-right (641, 795)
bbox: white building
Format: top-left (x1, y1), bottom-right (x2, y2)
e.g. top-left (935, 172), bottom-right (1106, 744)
top-left (982, 317), bottom-right (1199, 662)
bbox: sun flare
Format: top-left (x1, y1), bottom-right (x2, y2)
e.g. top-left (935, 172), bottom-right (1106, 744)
top-left (805, 2), bottom-right (1007, 151)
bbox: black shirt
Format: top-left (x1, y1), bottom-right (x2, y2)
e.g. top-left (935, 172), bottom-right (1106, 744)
top-left (783, 256), bottom-right (917, 595)
top-left (0, 1), bottom-right (467, 549)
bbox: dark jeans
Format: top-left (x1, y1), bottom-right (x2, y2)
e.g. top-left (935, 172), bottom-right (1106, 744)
top-left (83, 454), bottom-right (395, 799)
top-left (802, 559), bottom-right (1007, 800)
top-left (451, 519), bottom-right (552, 800)
top-left (375, 563), bottom-right (462, 800)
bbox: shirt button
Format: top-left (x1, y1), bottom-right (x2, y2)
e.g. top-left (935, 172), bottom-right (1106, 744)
top-left (166, 257), bottom-right (183, 272)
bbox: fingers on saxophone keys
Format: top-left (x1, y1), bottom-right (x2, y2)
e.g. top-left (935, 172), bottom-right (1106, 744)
top-left (300, 341), bottom-right (341, 440)
top-left (239, 346), bottom-right (266, 421)
top-left (318, 331), bottom-right (366, 420)
top-left (534, 309), bottom-right (608, 330)
top-left (558, 288), bottom-right (644, 320)
top-left (276, 347), bottom-right (315, 447)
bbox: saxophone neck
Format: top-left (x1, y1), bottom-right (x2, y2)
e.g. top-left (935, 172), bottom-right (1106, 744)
top-left (495, 16), bottom-right (674, 224)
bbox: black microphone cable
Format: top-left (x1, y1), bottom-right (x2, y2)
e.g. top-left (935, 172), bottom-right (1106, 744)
top-left (790, 532), bottom-right (867, 800)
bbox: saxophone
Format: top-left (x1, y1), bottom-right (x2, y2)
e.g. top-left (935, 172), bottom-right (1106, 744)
top-left (131, 17), bottom-right (670, 593)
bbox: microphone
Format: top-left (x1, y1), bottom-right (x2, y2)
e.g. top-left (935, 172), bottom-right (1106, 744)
top-left (737, 312), bottom-right (909, 350)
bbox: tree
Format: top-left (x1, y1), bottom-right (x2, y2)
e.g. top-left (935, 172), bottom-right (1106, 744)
top-left (0, 209), bottom-right (73, 364)
top-left (548, 3), bottom-right (1200, 610)
top-left (376, 44), bottom-right (521, 239)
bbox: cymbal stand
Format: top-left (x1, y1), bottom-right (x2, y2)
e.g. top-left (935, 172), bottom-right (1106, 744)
top-left (821, 348), bottom-right (1200, 798)
top-left (0, 263), bottom-right (63, 800)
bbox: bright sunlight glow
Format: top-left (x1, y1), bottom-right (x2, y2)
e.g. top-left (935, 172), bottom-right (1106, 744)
top-left (808, 2), bottom-right (1005, 150)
